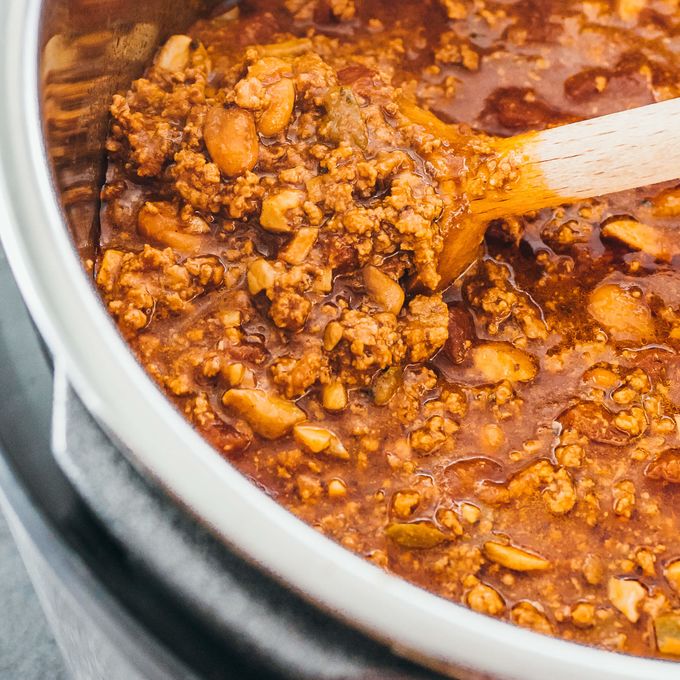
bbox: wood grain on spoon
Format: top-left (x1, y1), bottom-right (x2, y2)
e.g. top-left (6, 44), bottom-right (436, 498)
top-left (471, 97), bottom-right (680, 221)
top-left (421, 97), bottom-right (680, 287)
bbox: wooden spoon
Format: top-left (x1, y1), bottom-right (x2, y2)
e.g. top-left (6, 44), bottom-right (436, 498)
top-left (411, 97), bottom-right (680, 287)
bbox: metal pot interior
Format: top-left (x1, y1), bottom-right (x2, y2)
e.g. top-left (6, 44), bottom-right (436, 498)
top-left (40, 0), bottom-right (221, 258)
top-left (11, 2), bottom-right (680, 679)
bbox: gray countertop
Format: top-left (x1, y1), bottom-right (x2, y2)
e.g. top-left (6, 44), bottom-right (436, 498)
top-left (0, 509), bottom-right (68, 680)
top-left (0, 224), bottom-right (67, 679)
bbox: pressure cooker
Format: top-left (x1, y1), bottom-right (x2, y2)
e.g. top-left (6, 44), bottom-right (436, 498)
top-left (0, 1), bottom-right (677, 678)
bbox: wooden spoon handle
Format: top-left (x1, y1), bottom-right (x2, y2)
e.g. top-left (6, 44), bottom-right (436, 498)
top-left (471, 97), bottom-right (680, 221)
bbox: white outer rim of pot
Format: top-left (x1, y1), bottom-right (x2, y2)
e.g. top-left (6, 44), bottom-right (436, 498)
top-left (0, 1), bottom-right (675, 678)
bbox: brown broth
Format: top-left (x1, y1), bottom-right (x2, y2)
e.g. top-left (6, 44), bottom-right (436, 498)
top-left (98, 0), bottom-right (680, 659)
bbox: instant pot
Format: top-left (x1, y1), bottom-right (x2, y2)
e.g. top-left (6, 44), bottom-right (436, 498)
top-left (0, 1), bottom-right (678, 678)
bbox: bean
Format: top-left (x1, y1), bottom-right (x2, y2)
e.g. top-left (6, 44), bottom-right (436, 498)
top-left (259, 78), bottom-right (296, 136)
top-left (472, 342), bottom-right (537, 383)
top-left (484, 541), bottom-right (551, 572)
top-left (363, 265), bottom-right (404, 315)
top-left (322, 380), bottom-right (347, 411)
top-left (155, 35), bottom-right (192, 72)
top-left (385, 522), bottom-right (447, 549)
top-left (588, 283), bottom-right (654, 341)
top-left (137, 201), bottom-right (203, 254)
top-left (204, 106), bottom-right (259, 177)
top-left (222, 388), bottom-right (305, 439)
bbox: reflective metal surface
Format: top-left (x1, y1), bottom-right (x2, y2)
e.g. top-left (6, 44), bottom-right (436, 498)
top-left (40, 0), bottom-right (221, 256)
top-left (1, 1), bottom-right (679, 678)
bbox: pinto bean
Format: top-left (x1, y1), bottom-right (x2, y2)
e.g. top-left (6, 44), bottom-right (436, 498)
top-left (484, 541), bottom-right (551, 571)
top-left (204, 106), bottom-right (259, 177)
top-left (259, 78), bottom-right (296, 136)
top-left (322, 380), bottom-right (348, 411)
top-left (602, 217), bottom-right (674, 261)
top-left (385, 522), bottom-right (448, 549)
top-left (155, 35), bottom-right (192, 72)
top-left (137, 202), bottom-right (204, 254)
top-left (472, 342), bottom-right (537, 383)
top-left (363, 265), bottom-right (405, 315)
top-left (588, 283), bottom-right (654, 342)
top-left (293, 424), bottom-right (349, 459)
top-left (222, 388), bottom-right (305, 439)
top-left (372, 367), bottom-right (402, 406)
top-left (323, 321), bottom-right (343, 351)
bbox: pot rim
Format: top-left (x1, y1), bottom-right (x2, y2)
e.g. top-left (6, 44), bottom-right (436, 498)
top-left (0, 2), bottom-right (676, 678)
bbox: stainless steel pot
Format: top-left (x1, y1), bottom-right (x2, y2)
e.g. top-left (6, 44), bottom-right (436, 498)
top-left (0, 2), bottom-right (676, 678)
